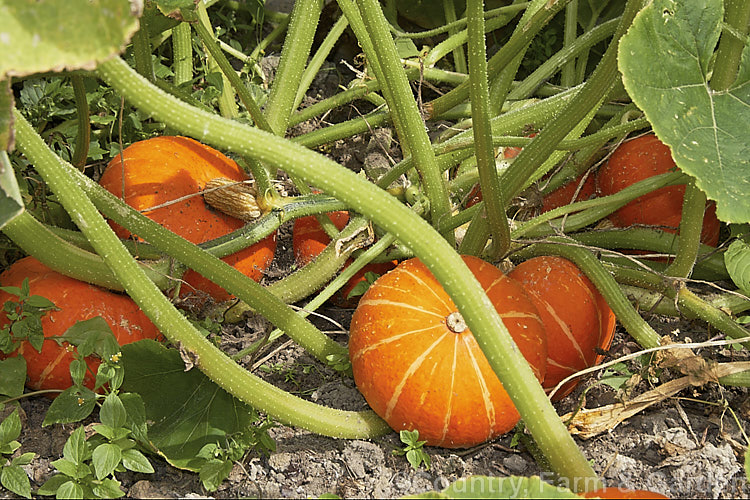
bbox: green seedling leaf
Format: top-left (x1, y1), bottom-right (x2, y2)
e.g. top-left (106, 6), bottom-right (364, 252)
top-left (120, 339), bottom-right (254, 471)
top-left (56, 479), bottom-right (85, 500)
top-left (62, 426), bottom-right (89, 465)
top-left (36, 474), bottom-right (72, 496)
top-left (119, 392), bottom-right (149, 446)
top-left (92, 477), bottom-right (125, 498)
top-left (618, 0), bottom-right (750, 223)
top-left (0, 151), bottom-right (24, 230)
top-left (92, 443), bottom-right (121, 480)
top-left (60, 317), bottom-right (119, 359)
top-left (0, 407), bottom-right (21, 446)
top-left (121, 448), bottom-right (154, 473)
top-left (199, 458), bottom-right (233, 492)
top-left (725, 239), bottom-right (750, 296)
top-left (437, 475), bottom-right (582, 499)
top-left (393, 429), bottom-right (431, 470)
top-left (0, 0), bottom-right (141, 79)
top-left (0, 357), bottom-right (25, 398)
top-left (1, 463), bottom-right (32, 499)
top-left (99, 392), bottom-right (127, 429)
top-left (43, 387), bottom-right (98, 426)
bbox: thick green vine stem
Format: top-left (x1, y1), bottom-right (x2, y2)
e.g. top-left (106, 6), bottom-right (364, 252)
top-left (224, 216), bottom-right (371, 322)
top-left (357, 0), bottom-right (454, 242)
top-left (619, 284), bottom-right (750, 319)
top-left (665, 181), bottom-right (709, 278)
top-left (498, 0), bottom-right (641, 205)
top-left (70, 74), bottom-right (90, 169)
top-left (463, 0), bottom-right (510, 258)
top-left (710, 0), bottom-right (750, 91)
top-left (172, 22), bottom-right (193, 86)
top-left (13, 109), bottom-right (388, 439)
top-left (604, 262), bottom-right (750, 344)
top-left (196, 2), bottom-right (238, 119)
top-left (97, 54), bottom-right (600, 490)
top-left (1, 211), bottom-right (178, 292)
top-left (427, 0), bottom-right (570, 118)
top-left (264, 0), bottom-right (323, 135)
top-left (515, 237), bottom-right (663, 349)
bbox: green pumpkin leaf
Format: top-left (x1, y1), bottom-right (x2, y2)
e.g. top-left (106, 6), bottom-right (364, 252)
top-left (725, 239), bottom-right (750, 296)
top-left (120, 339), bottom-right (254, 471)
top-left (0, 0), bottom-right (140, 79)
top-left (618, 0), bottom-right (750, 223)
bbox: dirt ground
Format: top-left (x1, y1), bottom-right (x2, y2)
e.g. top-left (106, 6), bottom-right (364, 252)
top-left (4, 4), bottom-right (750, 497)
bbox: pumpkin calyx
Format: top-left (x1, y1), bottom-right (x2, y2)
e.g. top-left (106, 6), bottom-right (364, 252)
top-left (446, 311), bottom-right (467, 333)
top-left (203, 177), bottom-right (262, 221)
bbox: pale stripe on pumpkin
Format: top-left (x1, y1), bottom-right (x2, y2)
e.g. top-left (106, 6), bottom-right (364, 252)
top-left (384, 331), bottom-right (450, 421)
top-left (350, 323), bottom-right (445, 360)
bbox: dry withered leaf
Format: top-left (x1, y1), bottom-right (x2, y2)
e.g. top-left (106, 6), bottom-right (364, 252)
top-left (562, 361), bottom-right (750, 439)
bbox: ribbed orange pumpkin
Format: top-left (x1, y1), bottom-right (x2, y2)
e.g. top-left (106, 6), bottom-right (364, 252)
top-left (99, 136), bottom-right (276, 302)
top-left (292, 211), bottom-right (397, 306)
top-left (0, 257), bottom-right (160, 392)
top-left (508, 256), bottom-right (616, 400)
top-left (349, 255), bottom-right (547, 448)
top-left (597, 134), bottom-right (720, 246)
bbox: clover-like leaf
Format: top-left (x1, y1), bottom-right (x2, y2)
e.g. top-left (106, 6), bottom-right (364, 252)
top-left (0, 0), bottom-right (142, 79)
top-left (618, 0), bottom-right (750, 223)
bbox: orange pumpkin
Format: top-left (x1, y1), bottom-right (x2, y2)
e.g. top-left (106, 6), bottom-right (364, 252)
top-left (581, 487), bottom-right (669, 499)
top-left (509, 256), bottom-right (616, 400)
top-left (292, 211), bottom-right (397, 306)
top-left (349, 255), bottom-right (547, 448)
top-left (596, 134), bottom-right (720, 246)
top-left (99, 136), bottom-right (276, 302)
top-left (0, 257), bottom-right (160, 392)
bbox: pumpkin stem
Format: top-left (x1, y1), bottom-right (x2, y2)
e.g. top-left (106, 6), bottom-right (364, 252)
top-left (446, 311), bottom-right (467, 333)
top-left (203, 177), bottom-right (262, 221)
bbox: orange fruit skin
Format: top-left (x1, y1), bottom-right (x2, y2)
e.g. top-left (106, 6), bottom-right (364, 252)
top-left (596, 134), bottom-right (720, 246)
top-left (99, 136), bottom-right (276, 301)
top-left (349, 256), bottom-right (547, 448)
top-left (509, 256), bottom-right (616, 400)
top-left (0, 257), bottom-right (161, 393)
top-left (292, 211), bottom-right (397, 307)
top-left (541, 174), bottom-right (597, 213)
top-left (581, 487), bottom-right (669, 499)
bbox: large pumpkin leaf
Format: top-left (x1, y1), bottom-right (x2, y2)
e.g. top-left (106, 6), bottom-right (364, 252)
top-left (618, 0), bottom-right (750, 223)
top-left (0, 0), bottom-right (141, 79)
top-left (120, 339), bottom-right (254, 471)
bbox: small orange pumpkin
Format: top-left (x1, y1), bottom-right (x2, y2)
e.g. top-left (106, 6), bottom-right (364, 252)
top-left (596, 134), bottom-right (720, 246)
top-left (349, 255), bottom-right (547, 448)
top-left (292, 211), bottom-right (397, 306)
top-left (0, 257), bottom-right (160, 392)
top-left (509, 256), bottom-right (616, 400)
top-left (99, 136), bottom-right (276, 302)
